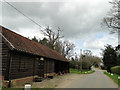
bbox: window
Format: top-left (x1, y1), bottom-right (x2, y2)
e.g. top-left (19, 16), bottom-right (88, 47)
top-left (19, 56), bottom-right (28, 72)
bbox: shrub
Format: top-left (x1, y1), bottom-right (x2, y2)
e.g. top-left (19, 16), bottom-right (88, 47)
top-left (111, 66), bottom-right (120, 75)
top-left (101, 66), bottom-right (107, 70)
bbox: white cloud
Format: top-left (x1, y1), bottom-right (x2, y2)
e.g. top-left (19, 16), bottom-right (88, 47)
top-left (83, 33), bottom-right (117, 49)
top-left (18, 27), bottom-right (45, 39)
top-left (82, 33), bottom-right (118, 57)
top-left (84, 39), bottom-right (104, 49)
top-left (1, 0), bottom-right (118, 58)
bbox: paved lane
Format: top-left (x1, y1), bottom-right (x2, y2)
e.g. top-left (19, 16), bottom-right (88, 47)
top-left (62, 69), bottom-right (118, 88)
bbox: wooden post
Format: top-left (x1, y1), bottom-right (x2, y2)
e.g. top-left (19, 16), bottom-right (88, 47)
top-left (118, 76), bottom-right (120, 89)
top-left (32, 57), bottom-right (35, 81)
top-left (8, 52), bottom-right (13, 88)
top-left (46, 59), bottom-right (47, 78)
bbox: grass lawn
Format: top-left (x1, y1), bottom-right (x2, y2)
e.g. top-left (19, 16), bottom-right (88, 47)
top-left (70, 68), bottom-right (95, 74)
top-left (104, 71), bottom-right (120, 86)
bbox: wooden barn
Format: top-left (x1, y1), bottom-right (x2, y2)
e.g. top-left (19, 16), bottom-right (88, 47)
top-left (0, 26), bottom-right (69, 86)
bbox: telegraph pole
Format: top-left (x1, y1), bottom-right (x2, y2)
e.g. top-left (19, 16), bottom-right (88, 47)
top-left (80, 49), bottom-right (82, 71)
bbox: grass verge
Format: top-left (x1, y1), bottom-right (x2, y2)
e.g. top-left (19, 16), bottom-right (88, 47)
top-left (1, 88), bottom-right (54, 90)
top-left (104, 71), bottom-right (120, 86)
top-left (70, 68), bottom-right (95, 74)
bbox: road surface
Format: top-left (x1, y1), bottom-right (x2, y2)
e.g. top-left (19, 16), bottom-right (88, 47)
top-left (57, 68), bottom-right (118, 88)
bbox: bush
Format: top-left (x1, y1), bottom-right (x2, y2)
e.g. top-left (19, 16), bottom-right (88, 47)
top-left (111, 66), bottom-right (120, 75)
top-left (101, 66), bottom-right (107, 70)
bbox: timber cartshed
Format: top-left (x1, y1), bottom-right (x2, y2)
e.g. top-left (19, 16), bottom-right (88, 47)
top-left (0, 26), bottom-right (69, 87)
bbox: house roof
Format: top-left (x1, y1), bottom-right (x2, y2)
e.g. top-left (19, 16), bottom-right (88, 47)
top-left (0, 26), bottom-right (69, 62)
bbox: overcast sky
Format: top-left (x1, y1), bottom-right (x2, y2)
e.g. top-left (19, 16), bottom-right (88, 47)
top-left (1, 0), bottom-right (118, 57)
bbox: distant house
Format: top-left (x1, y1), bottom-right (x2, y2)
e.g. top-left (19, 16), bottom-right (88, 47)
top-left (0, 26), bottom-right (69, 86)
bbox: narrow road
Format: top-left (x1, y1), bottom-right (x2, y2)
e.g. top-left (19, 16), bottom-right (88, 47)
top-left (57, 68), bottom-right (118, 88)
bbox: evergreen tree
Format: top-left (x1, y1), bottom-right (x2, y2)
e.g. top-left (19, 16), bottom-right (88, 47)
top-left (31, 36), bottom-right (39, 43)
top-left (102, 45), bottom-right (117, 72)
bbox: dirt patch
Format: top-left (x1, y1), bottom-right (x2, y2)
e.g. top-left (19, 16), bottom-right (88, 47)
top-left (32, 73), bottom-right (83, 88)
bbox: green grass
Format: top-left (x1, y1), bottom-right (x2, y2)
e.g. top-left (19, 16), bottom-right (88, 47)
top-left (70, 68), bottom-right (95, 74)
top-left (104, 71), bottom-right (120, 86)
top-left (1, 88), bottom-right (54, 90)
top-left (0, 88), bottom-right (23, 90)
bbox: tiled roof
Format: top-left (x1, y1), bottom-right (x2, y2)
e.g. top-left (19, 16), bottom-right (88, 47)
top-left (0, 26), bottom-right (69, 62)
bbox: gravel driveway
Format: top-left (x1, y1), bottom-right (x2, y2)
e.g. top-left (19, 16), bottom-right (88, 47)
top-left (32, 68), bottom-right (118, 88)
top-left (57, 69), bottom-right (118, 88)
top-left (32, 73), bottom-right (84, 88)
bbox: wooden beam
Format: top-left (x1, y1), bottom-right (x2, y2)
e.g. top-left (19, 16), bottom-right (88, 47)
top-left (0, 33), bottom-right (15, 50)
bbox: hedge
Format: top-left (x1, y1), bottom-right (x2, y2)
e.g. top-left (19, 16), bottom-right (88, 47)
top-left (111, 66), bottom-right (120, 75)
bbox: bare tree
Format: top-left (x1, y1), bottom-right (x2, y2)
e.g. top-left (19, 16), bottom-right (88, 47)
top-left (41, 26), bottom-right (75, 59)
top-left (62, 40), bottom-right (75, 59)
top-left (103, 0), bottom-right (120, 34)
top-left (83, 50), bottom-right (92, 56)
top-left (41, 26), bottom-right (63, 50)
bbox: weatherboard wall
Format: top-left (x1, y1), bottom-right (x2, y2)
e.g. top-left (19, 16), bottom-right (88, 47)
top-left (9, 51), bottom-right (38, 80)
top-left (1, 40), bottom-right (10, 80)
